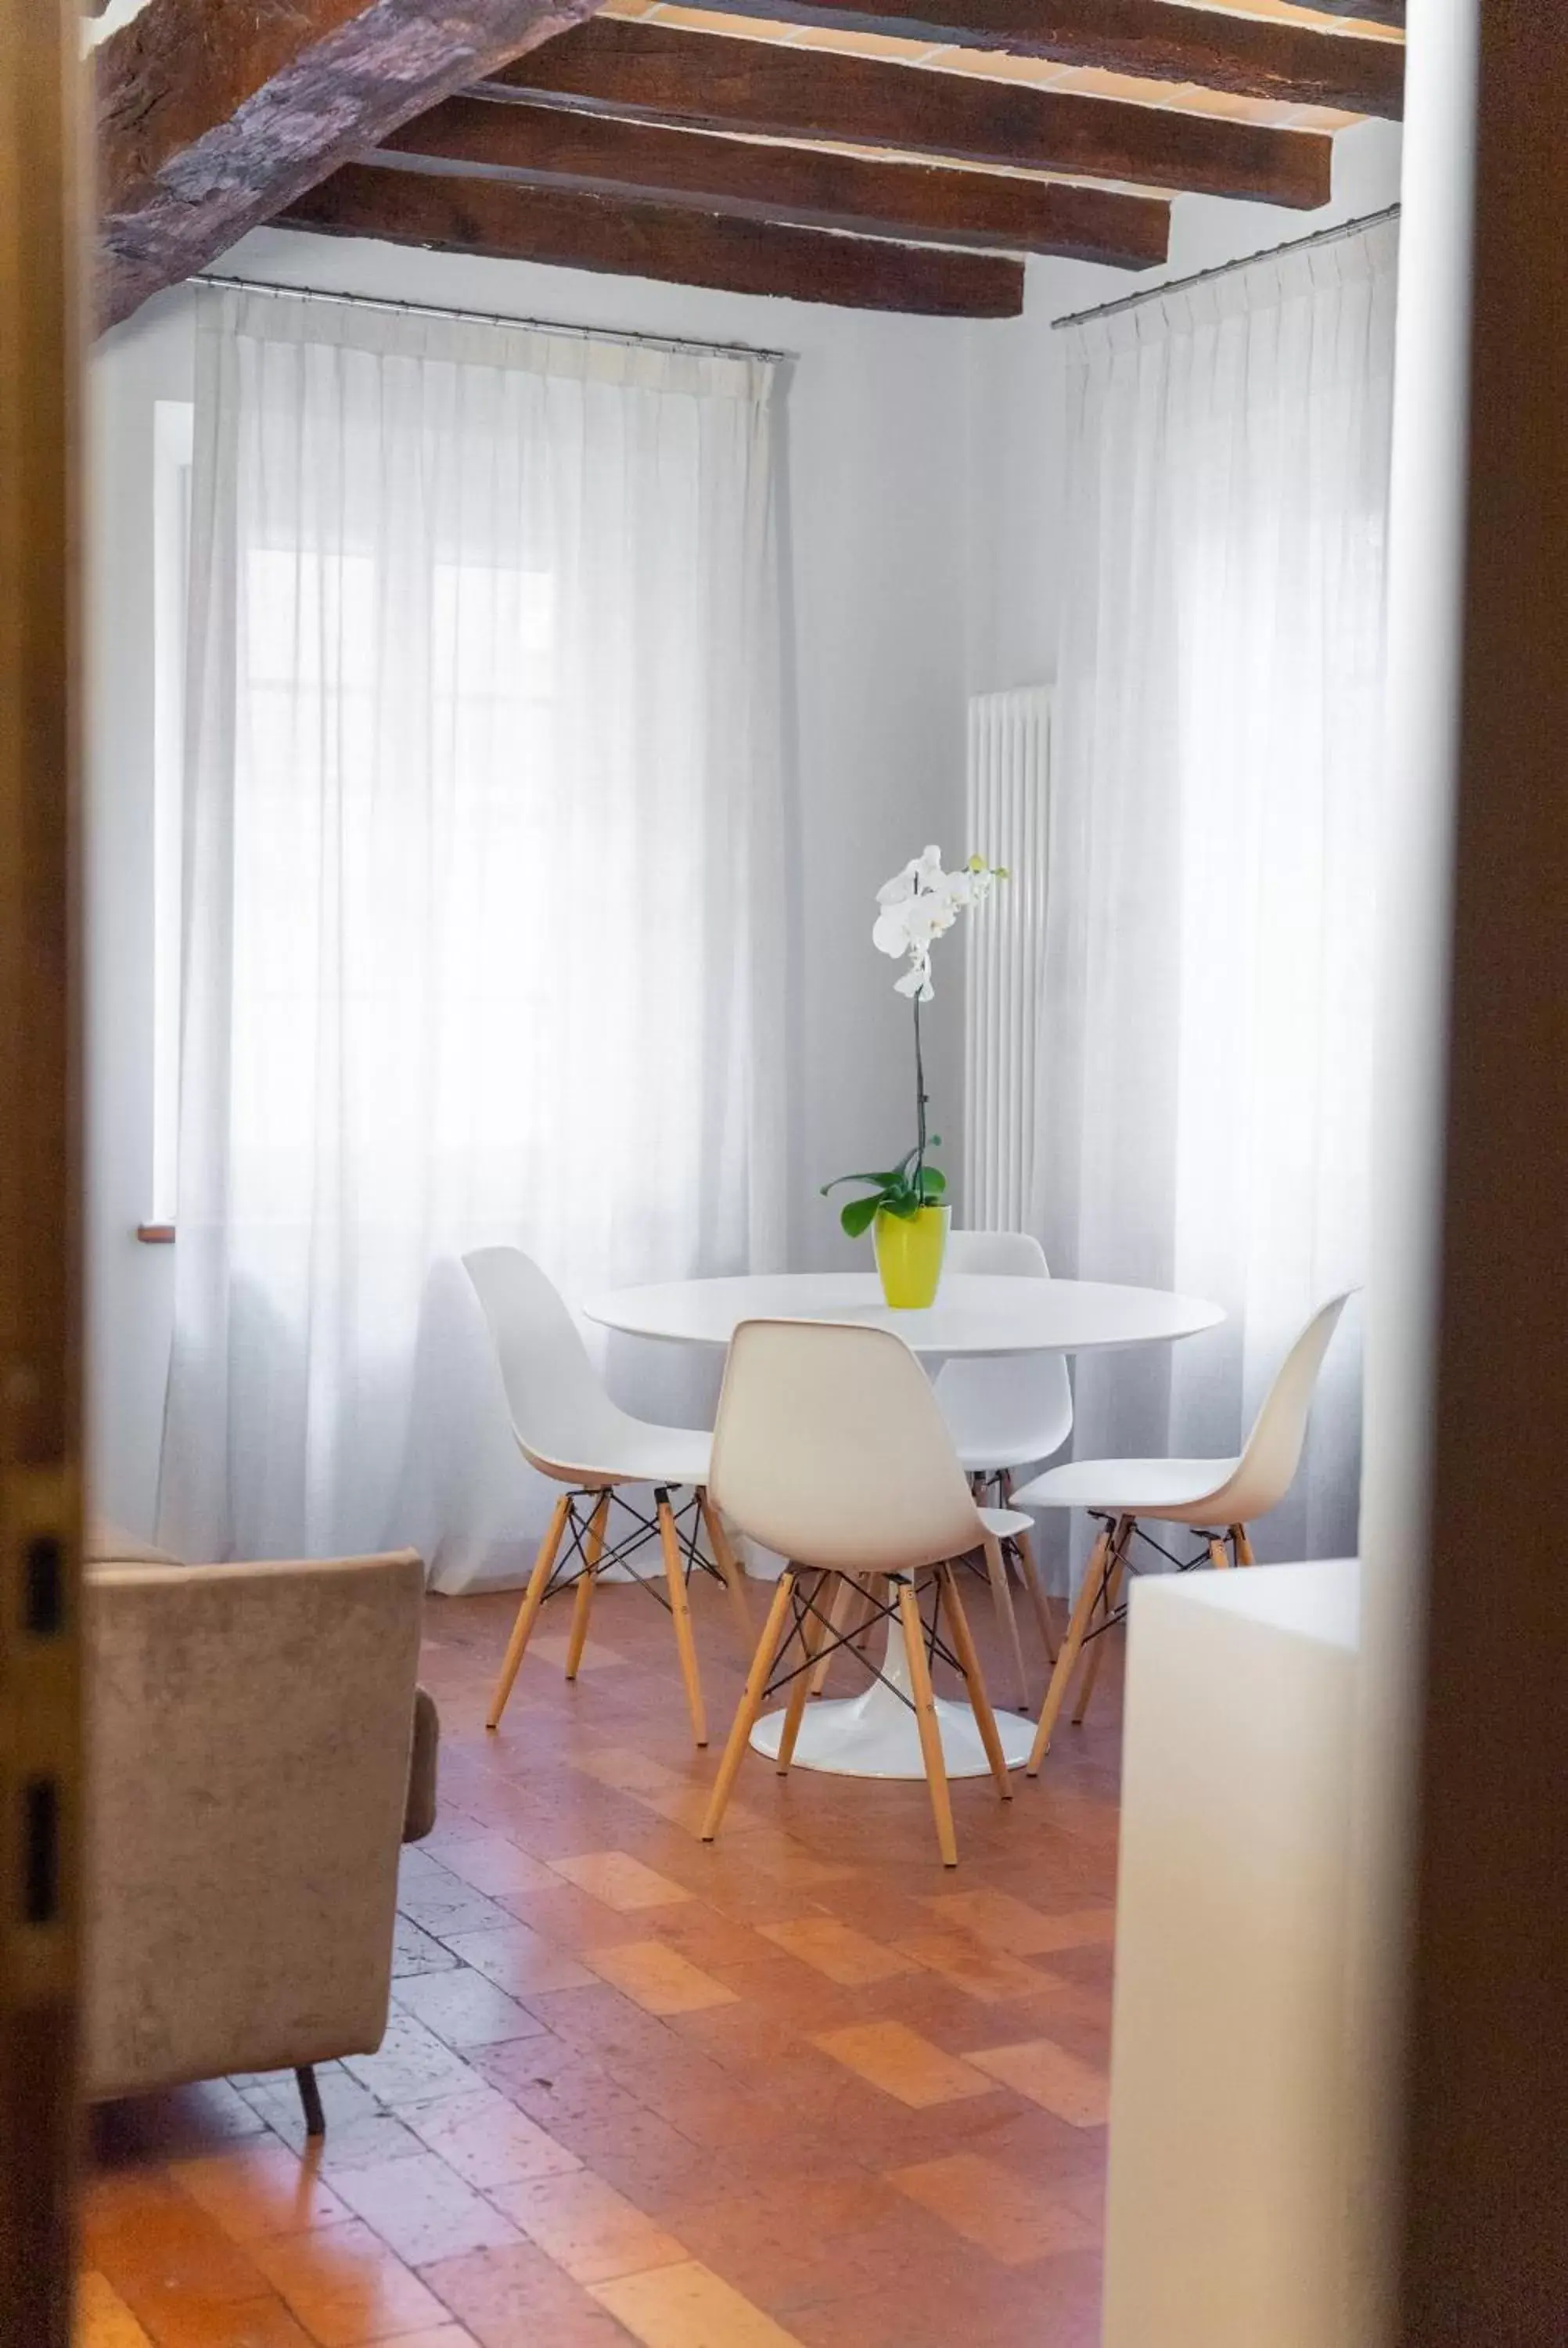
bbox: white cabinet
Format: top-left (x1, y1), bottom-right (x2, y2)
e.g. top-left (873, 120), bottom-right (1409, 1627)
top-left (1103, 1560), bottom-right (1359, 2348)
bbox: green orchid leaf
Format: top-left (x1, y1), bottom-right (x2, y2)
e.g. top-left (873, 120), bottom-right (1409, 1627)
top-left (915, 1166), bottom-right (947, 1198)
top-left (820, 1166), bottom-right (907, 1197)
top-left (840, 1195), bottom-right (880, 1239)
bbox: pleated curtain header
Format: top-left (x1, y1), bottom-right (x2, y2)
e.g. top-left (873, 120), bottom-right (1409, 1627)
top-left (196, 283), bottom-right (777, 408)
top-left (1067, 214), bottom-right (1401, 369)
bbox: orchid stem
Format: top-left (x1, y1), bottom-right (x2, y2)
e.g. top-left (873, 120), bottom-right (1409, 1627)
top-left (913, 991), bottom-right (927, 1199)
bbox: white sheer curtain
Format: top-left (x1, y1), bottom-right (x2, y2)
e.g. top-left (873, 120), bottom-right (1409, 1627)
top-left (1033, 220), bottom-right (1398, 1563)
top-left (158, 287), bottom-right (785, 1584)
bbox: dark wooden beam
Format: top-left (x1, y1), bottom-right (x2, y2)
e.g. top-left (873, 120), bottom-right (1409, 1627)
top-left (484, 19), bottom-right (1334, 208)
top-left (689, 0), bottom-right (1403, 121)
top-left (96, 0), bottom-right (610, 331)
top-left (280, 158), bottom-right (1025, 313)
top-left (379, 95), bottom-right (1171, 265)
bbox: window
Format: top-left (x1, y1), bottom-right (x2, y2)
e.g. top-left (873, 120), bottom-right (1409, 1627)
top-left (156, 296), bottom-right (782, 1570)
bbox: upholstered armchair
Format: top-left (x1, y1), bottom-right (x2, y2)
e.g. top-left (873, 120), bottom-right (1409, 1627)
top-left (83, 1530), bottom-right (434, 2135)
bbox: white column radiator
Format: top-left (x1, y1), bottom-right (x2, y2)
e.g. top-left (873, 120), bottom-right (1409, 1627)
top-left (963, 686), bottom-right (1051, 1232)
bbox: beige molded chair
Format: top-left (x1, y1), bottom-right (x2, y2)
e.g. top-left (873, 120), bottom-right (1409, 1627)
top-left (85, 1543), bottom-right (430, 2138)
top-left (1016, 1291), bottom-right (1353, 1773)
top-left (464, 1246), bottom-right (749, 1747)
top-left (701, 1319), bottom-right (1012, 1867)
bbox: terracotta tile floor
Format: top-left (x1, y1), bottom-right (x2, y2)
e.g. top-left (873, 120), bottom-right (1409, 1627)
top-left (80, 1569), bottom-right (1124, 2348)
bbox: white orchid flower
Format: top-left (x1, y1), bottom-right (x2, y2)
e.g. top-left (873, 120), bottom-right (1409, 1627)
top-left (876, 845), bottom-right (944, 907)
top-left (827, 848), bottom-right (1005, 1241)
top-left (904, 895), bottom-right (955, 947)
top-left (871, 847), bottom-right (1004, 1000)
top-left (872, 904), bottom-right (914, 959)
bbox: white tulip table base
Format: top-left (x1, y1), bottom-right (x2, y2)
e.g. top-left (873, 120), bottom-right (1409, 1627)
top-left (747, 1615), bottom-right (1036, 1780)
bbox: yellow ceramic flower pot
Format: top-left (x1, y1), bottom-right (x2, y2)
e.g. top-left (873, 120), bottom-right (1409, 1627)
top-left (872, 1203), bottom-right (950, 1309)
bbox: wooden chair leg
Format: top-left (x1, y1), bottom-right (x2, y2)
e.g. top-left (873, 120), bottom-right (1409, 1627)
top-left (940, 1565), bottom-right (1012, 1804)
top-left (1027, 1516), bottom-right (1126, 1774)
top-left (850, 1576), bottom-right (883, 1659)
top-left (564, 1492), bottom-right (610, 1682)
top-left (703, 1570), bottom-right (796, 1842)
top-left (699, 1489), bottom-right (753, 1656)
top-left (1234, 1523), bottom-right (1255, 1565)
top-left (1001, 1471), bottom-right (1059, 1664)
top-left (844, 1576), bottom-right (877, 1660)
top-left (487, 1493), bottom-right (572, 1730)
top-left (983, 1530), bottom-right (1031, 1713)
top-left (1011, 1530), bottom-right (1059, 1666)
top-left (657, 1489), bottom-right (707, 1748)
top-left (807, 1572), bottom-right (858, 1698)
top-left (778, 1571), bottom-right (835, 1773)
top-left (1070, 1545), bottom-right (1127, 1727)
top-left (1208, 1535), bottom-right (1232, 1572)
top-left (899, 1579), bottom-right (958, 1866)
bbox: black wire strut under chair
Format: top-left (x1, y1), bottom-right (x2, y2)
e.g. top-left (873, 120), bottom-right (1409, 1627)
top-left (536, 1485), bottom-right (728, 1622)
top-left (1028, 1510), bottom-right (1253, 1772)
top-left (759, 1568), bottom-right (971, 1716)
top-left (1072, 1511), bottom-right (1252, 1649)
top-left (485, 1478), bottom-right (753, 1749)
top-left (703, 1560), bottom-right (1012, 1869)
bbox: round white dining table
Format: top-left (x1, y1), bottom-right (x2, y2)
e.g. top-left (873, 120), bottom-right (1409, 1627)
top-left (584, 1272), bottom-right (1225, 1782)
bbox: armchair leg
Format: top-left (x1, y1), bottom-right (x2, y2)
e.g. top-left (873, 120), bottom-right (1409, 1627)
top-left (296, 2065), bottom-right (325, 2140)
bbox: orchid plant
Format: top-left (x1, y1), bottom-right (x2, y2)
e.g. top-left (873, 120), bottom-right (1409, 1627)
top-left (822, 846), bottom-right (1006, 1237)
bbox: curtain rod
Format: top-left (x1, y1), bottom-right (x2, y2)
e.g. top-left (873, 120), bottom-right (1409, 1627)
top-left (1051, 202), bottom-right (1401, 333)
top-left (192, 272), bottom-right (793, 367)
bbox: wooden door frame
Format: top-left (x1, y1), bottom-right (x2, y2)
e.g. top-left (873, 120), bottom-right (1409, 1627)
top-left (1394, 5), bottom-right (1568, 2340)
top-left (0, 0), bottom-right (84, 2339)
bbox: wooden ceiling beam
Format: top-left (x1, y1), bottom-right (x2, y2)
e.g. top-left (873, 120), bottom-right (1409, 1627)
top-left (281, 159), bottom-right (1027, 312)
top-left (484, 19), bottom-right (1335, 207)
top-left (378, 95), bottom-right (1172, 265)
top-left (689, 0), bottom-right (1404, 121)
top-left (95, 0), bottom-right (610, 330)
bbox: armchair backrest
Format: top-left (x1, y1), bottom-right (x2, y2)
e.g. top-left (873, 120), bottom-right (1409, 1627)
top-left (84, 1550), bottom-right (423, 2102)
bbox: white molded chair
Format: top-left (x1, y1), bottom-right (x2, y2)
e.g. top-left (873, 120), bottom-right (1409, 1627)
top-left (1015, 1291), bottom-right (1354, 1773)
top-left (464, 1247), bottom-right (749, 1746)
top-left (701, 1319), bottom-right (1013, 1867)
top-left (933, 1230), bottom-right (1071, 1703)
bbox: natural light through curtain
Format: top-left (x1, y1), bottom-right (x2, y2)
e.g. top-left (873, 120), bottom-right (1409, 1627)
top-left (1033, 220), bottom-right (1398, 1564)
top-left (159, 287), bottom-right (785, 1581)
